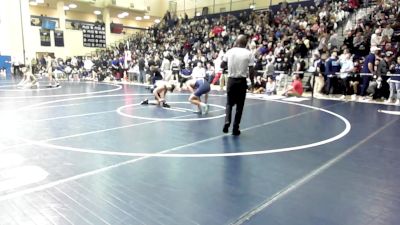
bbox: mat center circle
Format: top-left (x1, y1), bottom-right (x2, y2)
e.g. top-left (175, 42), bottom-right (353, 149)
top-left (117, 101), bottom-right (226, 121)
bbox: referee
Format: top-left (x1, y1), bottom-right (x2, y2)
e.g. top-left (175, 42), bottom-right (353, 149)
top-left (221, 35), bottom-right (254, 136)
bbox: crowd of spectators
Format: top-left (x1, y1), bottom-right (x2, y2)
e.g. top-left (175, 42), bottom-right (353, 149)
top-left (311, 0), bottom-right (400, 103)
top-left (22, 0), bottom-right (400, 104)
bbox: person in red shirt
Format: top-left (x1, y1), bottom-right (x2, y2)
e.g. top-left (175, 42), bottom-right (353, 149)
top-left (349, 0), bottom-right (359, 10)
top-left (211, 26), bottom-right (224, 36)
top-left (283, 74), bottom-right (303, 97)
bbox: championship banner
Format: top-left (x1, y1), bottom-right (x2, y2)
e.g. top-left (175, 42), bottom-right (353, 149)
top-left (54, 30), bottom-right (64, 47)
top-left (40, 29), bottom-right (51, 46)
top-left (82, 23), bottom-right (106, 48)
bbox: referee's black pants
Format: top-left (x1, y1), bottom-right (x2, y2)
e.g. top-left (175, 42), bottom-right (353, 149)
top-left (225, 77), bottom-right (247, 130)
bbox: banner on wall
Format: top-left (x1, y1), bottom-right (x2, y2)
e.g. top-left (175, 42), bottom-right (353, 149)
top-left (40, 29), bottom-right (51, 46)
top-left (54, 30), bottom-right (64, 47)
top-left (82, 23), bottom-right (106, 48)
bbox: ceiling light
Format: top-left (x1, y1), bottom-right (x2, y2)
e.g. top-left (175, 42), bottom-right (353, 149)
top-left (249, 4), bottom-right (255, 9)
top-left (64, 6), bottom-right (70, 10)
top-left (122, 12), bottom-right (129, 17)
top-left (136, 16), bottom-right (142, 21)
top-left (36, 0), bottom-right (44, 3)
top-left (154, 19), bottom-right (160, 23)
top-left (94, 10), bottom-right (101, 15)
top-left (143, 15), bottom-right (150, 20)
top-left (69, 4), bottom-right (77, 9)
top-left (29, 1), bottom-right (38, 6)
top-left (118, 14), bottom-right (125, 18)
top-left (196, 12), bottom-right (201, 16)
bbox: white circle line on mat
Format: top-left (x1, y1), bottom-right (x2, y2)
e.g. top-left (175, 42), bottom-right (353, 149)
top-left (17, 94), bottom-right (351, 158)
top-left (0, 84), bottom-right (62, 91)
top-left (0, 82), bottom-right (122, 99)
top-left (117, 102), bottom-right (226, 121)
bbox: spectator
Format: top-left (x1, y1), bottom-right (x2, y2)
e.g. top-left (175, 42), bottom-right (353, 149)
top-left (382, 23), bottom-right (394, 40)
top-left (313, 53), bottom-right (326, 95)
top-left (325, 51), bottom-right (341, 95)
top-left (283, 74), bottom-right (303, 97)
top-left (339, 52), bottom-right (355, 99)
top-left (205, 62), bottom-right (215, 83)
top-left (360, 47), bottom-right (380, 98)
top-left (370, 29), bottom-right (382, 47)
top-left (265, 76), bottom-right (277, 96)
top-left (374, 52), bottom-right (392, 99)
top-left (138, 55), bottom-right (146, 83)
top-left (253, 76), bottom-right (266, 94)
top-left (192, 61), bottom-right (206, 79)
top-left (386, 56), bottom-right (400, 104)
top-left (180, 64), bottom-right (193, 88)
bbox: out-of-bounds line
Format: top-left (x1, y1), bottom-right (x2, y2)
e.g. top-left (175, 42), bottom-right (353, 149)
top-left (378, 109), bottom-right (400, 115)
top-left (22, 108), bottom-right (315, 157)
top-left (230, 118), bottom-right (399, 225)
top-left (20, 101), bottom-right (349, 157)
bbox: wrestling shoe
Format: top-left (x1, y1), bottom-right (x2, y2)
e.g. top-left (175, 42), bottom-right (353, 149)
top-left (200, 103), bottom-right (209, 115)
top-left (204, 104), bottom-right (210, 114)
top-left (140, 99), bottom-right (149, 105)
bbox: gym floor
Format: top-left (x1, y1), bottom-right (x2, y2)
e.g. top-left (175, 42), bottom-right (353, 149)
top-left (0, 80), bottom-right (399, 225)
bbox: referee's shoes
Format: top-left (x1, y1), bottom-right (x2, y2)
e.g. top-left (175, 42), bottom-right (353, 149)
top-left (223, 125), bottom-right (241, 136)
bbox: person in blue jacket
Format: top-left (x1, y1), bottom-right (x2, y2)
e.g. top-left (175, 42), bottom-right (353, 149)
top-left (324, 51), bottom-right (341, 95)
top-left (360, 46), bottom-right (380, 97)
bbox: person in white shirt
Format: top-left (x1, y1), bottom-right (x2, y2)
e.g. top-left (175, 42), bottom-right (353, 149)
top-left (339, 52), bottom-right (354, 99)
top-left (71, 56), bottom-right (78, 69)
top-left (382, 23), bottom-right (394, 40)
top-left (160, 55), bottom-right (171, 80)
top-left (191, 61), bottom-right (206, 79)
top-left (370, 29), bottom-right (382, 47)
top-left (265, 76), bottom-right (276, 96)
top-left (83, 57), bottom-right (94, 80)
top-left (140, 80), bottom-right (176, 108)
top-left (274, 42), bottom-right (284, 57)
top-left (221, 35), bottom-right (254, 136)
top-left (169, 56), bottom-right (181, 81)
top-left (205, 62), bottom-right (215, 83)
